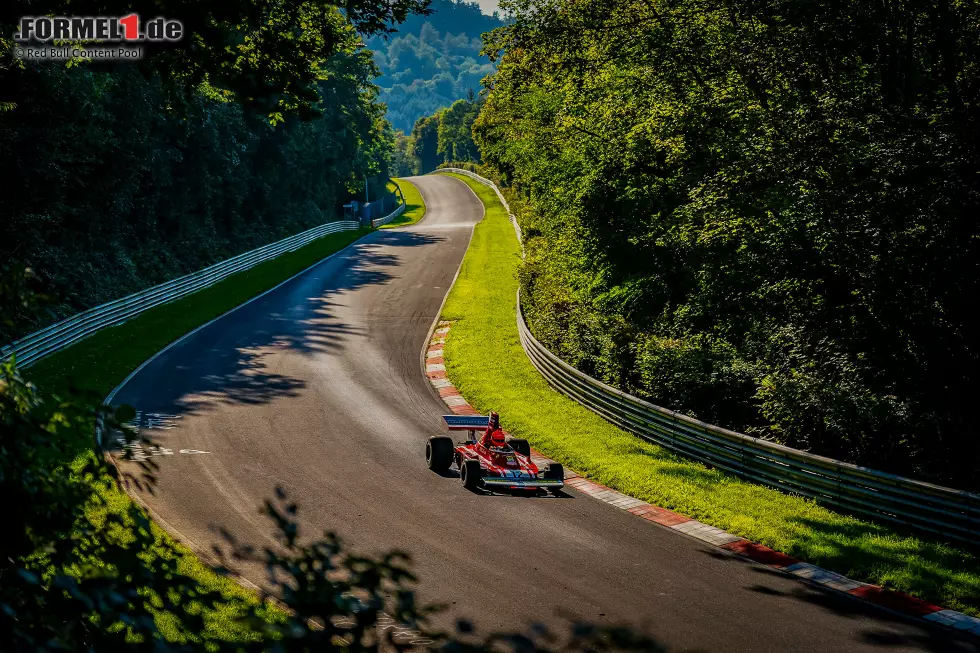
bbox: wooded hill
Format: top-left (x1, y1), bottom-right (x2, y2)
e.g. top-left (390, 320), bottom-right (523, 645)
top-left (366, 0), bottom-right (504, 133)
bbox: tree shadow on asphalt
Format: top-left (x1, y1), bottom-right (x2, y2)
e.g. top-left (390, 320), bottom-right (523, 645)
top-left (460, 483), bottom-right (573, 499)
top-left (624, 443), bottom-right (980, 622)
top-left (699, 547), bottom-right (980, 652)
top-left (109, 230), bottom-right (445, 454)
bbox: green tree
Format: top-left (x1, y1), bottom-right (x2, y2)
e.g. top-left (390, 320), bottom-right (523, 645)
top-left (0, 3), bottom-right (401, 343)
top-left (437, 97), bottom-right (482, 163)
top-left (366, 0), bottom-right (505, 132)
top-left (391, 130), bottom-right (418, 175)
top-left (476, 0), bottom-right (980, 489)
top-left (411, 112), bottom-right (443, 173)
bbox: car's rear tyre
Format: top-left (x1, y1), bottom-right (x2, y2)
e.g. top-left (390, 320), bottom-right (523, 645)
top-left (426, 436), bottom-right (454, 472)
top-left (461, 459), bottom-right (483, 490)
top-left (508, 438), bottom-right (531, 458)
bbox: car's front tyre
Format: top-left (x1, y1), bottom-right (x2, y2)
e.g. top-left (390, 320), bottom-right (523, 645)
top-left (544, 463), bottom-right (564, 494)
top-left (461, 459), bottom-right (483, 490)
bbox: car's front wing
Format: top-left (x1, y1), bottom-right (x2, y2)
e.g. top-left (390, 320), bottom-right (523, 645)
top-left (480, 477), bottom-right (564, 489)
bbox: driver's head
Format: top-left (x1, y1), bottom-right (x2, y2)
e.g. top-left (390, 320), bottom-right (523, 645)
top-left (490, 428), bottom-right (506, 446)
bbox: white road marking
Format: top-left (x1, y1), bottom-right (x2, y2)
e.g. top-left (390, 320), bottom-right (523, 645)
top-left (111, 411), bottom-right (210, 460)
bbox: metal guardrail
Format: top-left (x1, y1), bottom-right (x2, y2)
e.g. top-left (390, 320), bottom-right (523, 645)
top-left (518, 299), bottom-right (979, 542)
top-left (373, 203), bottom-right (406, 228)
top-left (436, 168), bottom-right (980, 542)
top-left (2, 198), bottom-right (404, 369)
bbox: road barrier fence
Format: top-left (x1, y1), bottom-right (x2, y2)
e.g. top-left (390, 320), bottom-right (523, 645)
top-left (3, 199), bottom-right (406, 369)
top-left (372, 203), bottom-right (405, 228)
top-left (436, 168), bottom-right (980, 543)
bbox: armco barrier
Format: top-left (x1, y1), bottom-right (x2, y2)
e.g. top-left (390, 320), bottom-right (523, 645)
top-left (373, 203), bottom-right (406, 228)
top-left (436, 169), bottom-right (980, 543)
top-left (2, 200), bottom-right (403, 369)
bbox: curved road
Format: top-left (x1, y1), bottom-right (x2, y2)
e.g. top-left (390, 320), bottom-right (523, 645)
top-left (112, 175), bottom-right (976, 652)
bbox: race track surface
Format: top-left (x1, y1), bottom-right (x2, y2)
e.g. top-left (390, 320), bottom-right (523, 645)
top-left (111, 175), bottom-right (977, 652)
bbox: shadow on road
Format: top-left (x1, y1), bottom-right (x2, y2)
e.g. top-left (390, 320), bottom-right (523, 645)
top-left (700, 547), bottom-right (980, 652)
top-left (113, 230), bottom-right (444, 423)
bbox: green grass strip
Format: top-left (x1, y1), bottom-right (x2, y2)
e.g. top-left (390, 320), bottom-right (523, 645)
top-left (437, 172), bottom-right (980, 616)
top-left (28, 227), bottom-right (370, 413)
top-left (24, 225), bottom-right (370, 643)
top-left (380, 178), bottom-right (426, 229)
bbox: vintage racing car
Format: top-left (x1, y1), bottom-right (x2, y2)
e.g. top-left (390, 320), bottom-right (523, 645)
top-left (425, 414), bottom-right (564, 493)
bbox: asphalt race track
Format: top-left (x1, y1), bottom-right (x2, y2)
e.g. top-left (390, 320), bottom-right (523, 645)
top-left (111, 175), bottom-right (977, 652)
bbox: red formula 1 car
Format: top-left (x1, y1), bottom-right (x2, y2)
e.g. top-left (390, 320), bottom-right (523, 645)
top-left (425, 413), bottom-right (564, 493)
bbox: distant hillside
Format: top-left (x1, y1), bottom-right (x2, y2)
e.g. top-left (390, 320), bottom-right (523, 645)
top-left (366, 0), bottom-right (506, 133)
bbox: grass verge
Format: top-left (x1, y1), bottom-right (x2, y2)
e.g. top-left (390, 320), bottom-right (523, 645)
top-left (380, 178), bottom-right (426, 229)
top-left (29, 227), bottom-right (369, 408)
top-left (26, 225), bottom-right (371, 642)
top-left (436, 172), bottom-right (980, 617)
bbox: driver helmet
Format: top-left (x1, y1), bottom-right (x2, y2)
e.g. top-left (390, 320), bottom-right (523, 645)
top-left (490, 428), bottom-right (506, 447)
top-left (487, 411), bottom-right (505, 446)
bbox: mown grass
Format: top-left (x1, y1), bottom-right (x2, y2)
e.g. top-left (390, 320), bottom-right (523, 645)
top-left (29, 227), bottom-right (370, 411)
top-left (26, 225), bottom-right (371, 642)
top-left (380, 178), bottom-right (426, 229)
top-left (436, 172), bottom-right (980, 617)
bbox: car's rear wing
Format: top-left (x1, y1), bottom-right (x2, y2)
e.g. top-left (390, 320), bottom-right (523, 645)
top-left (443, 415), bottom-right (490, 431)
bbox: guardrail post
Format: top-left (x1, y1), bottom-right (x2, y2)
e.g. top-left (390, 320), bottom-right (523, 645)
top-left (836, 464), bottom-right (842, 504)
top-left (969, 494), bottom-right (976, 539)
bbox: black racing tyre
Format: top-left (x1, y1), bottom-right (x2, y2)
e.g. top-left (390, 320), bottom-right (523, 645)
top-left (544, 463), bottom-right (564, 494)
top-left (543, 463), bottom-right (564, 480)
top-left (426, 436), bottom-right (454, 472)
top-left (461, 459), bottom-right (484, 490)
top-left (507, 438), bottom-right (531, 458)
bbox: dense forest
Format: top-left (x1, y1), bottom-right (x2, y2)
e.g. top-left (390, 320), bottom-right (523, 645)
top-left (367, 0), bottom-right (504, 132)
top-left (390, 95), bottom-right (483, 175)
top-left (0, 6), bottom-right (397, 344)
top-left (475, 0), bottom-right (980, 489)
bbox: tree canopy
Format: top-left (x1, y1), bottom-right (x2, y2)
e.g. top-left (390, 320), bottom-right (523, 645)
top-left (0, 1), bottom-right (404, 343)
top-left (475, 0), bottom-right (980, 489)
top-left (1, 0), bottom-right (430, 119)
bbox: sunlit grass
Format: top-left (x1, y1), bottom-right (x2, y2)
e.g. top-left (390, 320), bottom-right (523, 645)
top-left (380, 178), bottom-right (426, 229)
top-left (437, 172), bottom-right (980, 617)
